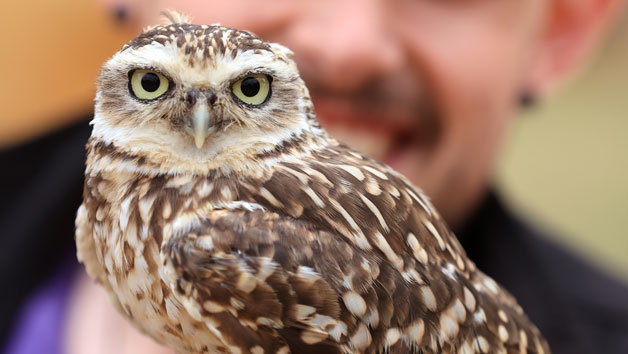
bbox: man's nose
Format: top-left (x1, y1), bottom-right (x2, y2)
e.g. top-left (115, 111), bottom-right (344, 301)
top-left (281, 0), bottom-right (405, 93)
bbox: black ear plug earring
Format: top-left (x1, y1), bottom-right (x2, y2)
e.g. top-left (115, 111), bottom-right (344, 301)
top-left (113, 6), bottom-right (128, 23)
top-left (519, 89), bottom-right (537, 109)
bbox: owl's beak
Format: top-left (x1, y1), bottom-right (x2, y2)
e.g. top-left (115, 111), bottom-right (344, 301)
top-left (183, 89), bottom-right (218, 149)
top-left (190, 103), bottom-right (212, 149)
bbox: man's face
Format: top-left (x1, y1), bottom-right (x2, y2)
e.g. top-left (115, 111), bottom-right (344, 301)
top-left (114, 0), bottom-right (547, 226)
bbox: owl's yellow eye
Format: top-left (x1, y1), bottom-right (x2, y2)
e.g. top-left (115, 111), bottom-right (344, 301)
top-left (129, 69), bottom-right (170, 100)
top-left (232, 74), bottom-right (271, 105)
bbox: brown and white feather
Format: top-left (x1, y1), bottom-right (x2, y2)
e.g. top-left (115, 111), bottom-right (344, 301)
top-left (76, 10), bottom-right (550, 354)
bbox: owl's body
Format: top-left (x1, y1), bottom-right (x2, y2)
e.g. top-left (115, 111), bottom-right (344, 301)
top-left (76, 12), bottom-right (550, 354)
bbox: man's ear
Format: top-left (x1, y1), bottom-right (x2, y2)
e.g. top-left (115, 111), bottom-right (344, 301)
top-left (527, 0), bottom-right (625, 96)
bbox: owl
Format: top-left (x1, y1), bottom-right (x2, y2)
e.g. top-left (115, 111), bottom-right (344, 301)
top-left (75, 11), bottom-right (550, 354)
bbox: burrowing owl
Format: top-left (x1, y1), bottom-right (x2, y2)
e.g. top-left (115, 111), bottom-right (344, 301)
top-left (75, 11), bottom-right (550, 354)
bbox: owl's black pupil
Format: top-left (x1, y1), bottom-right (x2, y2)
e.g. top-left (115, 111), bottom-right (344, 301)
top-left (241, 77), bottom-right (260, 97)
top-left (141, 73), bottom-right (160, 92)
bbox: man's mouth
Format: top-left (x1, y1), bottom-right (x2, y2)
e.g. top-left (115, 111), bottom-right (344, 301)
top-left (312, 95), bottom-right (438, 168)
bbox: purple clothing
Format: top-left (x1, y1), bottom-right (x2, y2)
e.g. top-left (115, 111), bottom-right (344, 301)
top-left (3, 260), bottom-right (75, 354)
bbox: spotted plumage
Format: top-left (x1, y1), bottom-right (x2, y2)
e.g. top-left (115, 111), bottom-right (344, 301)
top-left (76, 11), bottom-right (551, 354)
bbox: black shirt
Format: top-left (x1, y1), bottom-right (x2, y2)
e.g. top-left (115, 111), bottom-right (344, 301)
top-left (2, 119), bottom-right (627, 353)
top-left (460, 193), bottom-right (628, 353)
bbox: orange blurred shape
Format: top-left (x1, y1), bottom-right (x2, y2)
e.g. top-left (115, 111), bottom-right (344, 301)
top-left (0, 0), bottom-right (136, 148)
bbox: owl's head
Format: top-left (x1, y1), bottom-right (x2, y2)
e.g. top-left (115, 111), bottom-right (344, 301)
top-left (91, 12), bottom-right (318, 175)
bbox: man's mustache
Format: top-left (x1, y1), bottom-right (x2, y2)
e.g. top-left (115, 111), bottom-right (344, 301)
top-left (303, 68), bottom-right (441, 143)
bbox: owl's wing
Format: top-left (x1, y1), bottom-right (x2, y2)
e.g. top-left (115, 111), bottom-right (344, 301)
top-left (227, 142), bottom-right (551, 354)
top-left (159, 140), bottom-right (550, 354)
top-left (161, 208), bottom-right (357, 354)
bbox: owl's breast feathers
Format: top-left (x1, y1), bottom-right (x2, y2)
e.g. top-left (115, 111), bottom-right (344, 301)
top-left (77, 133), bottom-right (550, 354)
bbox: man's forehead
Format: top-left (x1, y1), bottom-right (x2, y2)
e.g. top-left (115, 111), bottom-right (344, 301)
top-left (122, 24), bottom-right (272, 60)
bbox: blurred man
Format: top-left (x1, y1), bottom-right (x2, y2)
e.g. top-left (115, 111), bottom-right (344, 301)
top-left (2, 1), bottom-right (628, 353)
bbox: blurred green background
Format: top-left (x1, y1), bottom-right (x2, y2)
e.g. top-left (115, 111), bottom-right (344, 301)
top-left (497, 11), bottom-right (628, 281)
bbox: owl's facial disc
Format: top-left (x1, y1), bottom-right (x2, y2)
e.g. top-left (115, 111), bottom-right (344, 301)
top-left (92, 23), bottom-right (313, 175)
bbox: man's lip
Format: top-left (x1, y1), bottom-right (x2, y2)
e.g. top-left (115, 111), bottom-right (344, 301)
top-left (313, 96), bottom-right (430, 166)
top-left (313, 96), bottom-right (420, 138)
